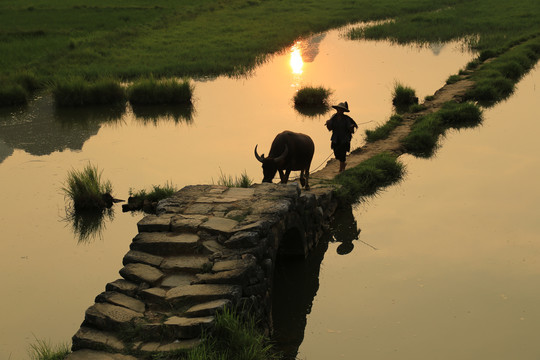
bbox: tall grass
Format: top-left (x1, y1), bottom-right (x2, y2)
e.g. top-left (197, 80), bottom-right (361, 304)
top-left (61, 163), bottom-right (113, 211)
top-left (365, 114), bottom-right (403, 142)
top-left (333, 152), bottom-right (405, 204)
top-left (27, 338), bottom-right (70, 360)
top-left (129, 181), bottom-right (178, 203)
top-left (293, 85), bottom-right (332, 116)
top-left (214, 169), bottom-right (253, 188)
top-left (0, 84), bottom-right (28, 106)
top-left (391, 82), bottom-right (418, 112)
top-left (127, 78), bottom-right (193, 105)
top-left (184, 307), bottom-right (278, 360)
top-left (401, 101), bottom-right (483, 157)
top-left (53, 78), bottom-right (126, 107)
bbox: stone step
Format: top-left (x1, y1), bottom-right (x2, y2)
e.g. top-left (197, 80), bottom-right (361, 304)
top-left (105, 279), bottom-right (140, 298)
top-left (95, 291), bottom-right (146, 313)
top-left (161, 273), bottom-right (197, 288)
top-left (72, 327), bottom-right (126, 353)
top-left (119, 263), bottom-right (164, 286)
top-left (122, 250), bottom-right (163, 267)
top-left (136, 338), bottom-right (200, 354)
top-left (165, 284), bottom-right (241, 306)
top-left (65, 349), bottom-right (137, 360)
top-left (143, 316), bottom-right (215, 339)
top-left (84, 302), bottom-right (143, 331)
top-left (184, 299), bottom-right (231, 317)
top-left (160, 255), bottom-right (211, 273)
top-left (137, 214), bottom-right (173, 232)
top-left (130, 232), bottom-right (201, 256)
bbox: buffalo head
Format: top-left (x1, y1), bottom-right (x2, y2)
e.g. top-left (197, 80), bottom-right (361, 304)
top-left (254, 144), bottom-right (288, 183)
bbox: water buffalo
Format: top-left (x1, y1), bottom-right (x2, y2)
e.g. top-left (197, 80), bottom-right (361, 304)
top-left (254, 131), bottom-right (315, 190)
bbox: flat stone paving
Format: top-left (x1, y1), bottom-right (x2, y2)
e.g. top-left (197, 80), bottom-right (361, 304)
top-left (68, 182), bottom-right (335, 359)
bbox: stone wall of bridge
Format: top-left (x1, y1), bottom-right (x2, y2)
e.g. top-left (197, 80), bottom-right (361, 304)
top-left (66, 182), bottom-right (337, 360)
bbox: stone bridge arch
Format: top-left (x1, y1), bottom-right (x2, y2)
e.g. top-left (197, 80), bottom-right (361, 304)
top-left (66, 182), bottom-right (337, 360)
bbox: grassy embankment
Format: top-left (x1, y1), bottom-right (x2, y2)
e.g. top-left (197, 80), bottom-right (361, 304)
top-left (0, 0), bottom-right (462, 106)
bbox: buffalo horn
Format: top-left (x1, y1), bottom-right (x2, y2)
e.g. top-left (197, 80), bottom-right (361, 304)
top-left (254, 145), bottom-right (264, 163)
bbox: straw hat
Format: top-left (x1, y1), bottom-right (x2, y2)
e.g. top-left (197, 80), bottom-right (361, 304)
top-left (332, 101), bottom-right (350, 112)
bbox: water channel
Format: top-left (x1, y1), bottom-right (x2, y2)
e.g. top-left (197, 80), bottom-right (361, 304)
top-left (2, 23), bottom-right (536, 359)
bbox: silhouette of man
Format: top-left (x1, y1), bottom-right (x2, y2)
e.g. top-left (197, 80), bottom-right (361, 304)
top-left (325, 101), bottom-right (358, 172)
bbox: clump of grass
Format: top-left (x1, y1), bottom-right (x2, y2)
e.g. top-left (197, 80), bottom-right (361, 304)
top-left (127, 77), bottom-right (193, 105)
top-left (365, 114), bottom-right (403, 142)
top-left (293, 86), bottom-right (333, 117)
top-left (424, 95), bottom-right (435, 101)
top-left (62, 163), bottom-right (114, 211)
top-left (214, 169), bottom-right (253, 188)
top-left (401, 101), bottom-right (483, 157)
top-left (129, 181), bottom-right (178, 203)
top-left (182, 307), bottom-right (278, 360)
top-left (0, 84), bottom-right (28, 106)
top-left (409, 103), bottom-right (427, 113)
top-left (392, 82), bottom-right (418, 112)
top-left (53, 78), bottom-right (126, 107)
top-left (28, 338), bottom-right (70, 360)
top-left (446, 74), bottom-right (462, 84)
top-left (333, 152), bottom-right (405, 204)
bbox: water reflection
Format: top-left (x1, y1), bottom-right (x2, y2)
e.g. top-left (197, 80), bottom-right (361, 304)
top-left (329, 204), bottom-right (362, 255)
top-left (62, 207), bottom-right (115, 244)
top-left (131, 104), bottom-right (195, 125)
top-left (290, 42), bottom-right (304, 75)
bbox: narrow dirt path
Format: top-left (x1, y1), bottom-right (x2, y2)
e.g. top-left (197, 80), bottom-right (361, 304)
top-left (309, 77), bottom-right (476, 185)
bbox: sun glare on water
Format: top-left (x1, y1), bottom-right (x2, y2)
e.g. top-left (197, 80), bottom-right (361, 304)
top-left (290, 42), bottom-right (304, 75)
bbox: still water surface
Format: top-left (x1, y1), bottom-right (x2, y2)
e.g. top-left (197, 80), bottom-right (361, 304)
top-left (292, 67), bottom-right (540, 359)
top-left (0, 25), bottom-right (480, 359)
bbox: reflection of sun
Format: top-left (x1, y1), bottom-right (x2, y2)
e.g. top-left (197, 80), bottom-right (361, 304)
top-left (290, 42), bottom-right (304, 75)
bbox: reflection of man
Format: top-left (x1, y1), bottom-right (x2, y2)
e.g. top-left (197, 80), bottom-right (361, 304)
top-left (330, 204), bottom-right (360, 255)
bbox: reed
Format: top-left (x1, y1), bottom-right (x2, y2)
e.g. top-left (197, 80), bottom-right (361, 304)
top-left (61, 163), bottom-right (113, 211)
top-left (127, 78), bottom-right (193, 105)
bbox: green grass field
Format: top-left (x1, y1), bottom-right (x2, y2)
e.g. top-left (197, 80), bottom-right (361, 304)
top-left (1, 0), bottom-right (539, 106)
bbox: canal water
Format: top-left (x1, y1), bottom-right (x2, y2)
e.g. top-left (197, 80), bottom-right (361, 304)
top-left (0, 24), bottom-right (484, 359)
top-left (278, 66), bottom-right (540, 360)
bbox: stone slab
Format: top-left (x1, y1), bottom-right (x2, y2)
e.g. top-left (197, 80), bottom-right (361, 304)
top-left (212, 256), bottom-right (256, 272)
top-left (140, 287), bottom-right (167, 304)
top-left (72, 326), bottom-right (125, 352)
top-left (161, 255), bottom-right (210, 272)
top-left (200, 216), bottom-right (238, 234)
top-left (185, 299), bottom-right (231, 317)
top-left (137, 214), bottom-right (173, 232)
top-left (122, 250), bottom-right (163, 267)
top-left (138, 339), bottom-right (200, 353)
top-left (120, 263), bottom-right (164, 285)
top-left (163, 316), bottom-right (215, 338)
top-left (85, 302), bottom-right (143, 330)
top-left (106, 279), bottom-right (139, 297)
top-left (95, 291), bottom-right (146, 313)
top-left (224, 231), bottom-right (259, 248)
top-left (223, 187), bottom-right (255, 198)
top-left (131, 232), bottom-right (199, 255)
top-left (165, 284), bottom-right (241, 304)
top-left (195, 268), bottom-right (249, 285)
top-left (171, 214), bottom-right (207, 232)
top-left (65, 349), bottom-right (137, 360)
top-left (161, 273), bottom-right (197, 288)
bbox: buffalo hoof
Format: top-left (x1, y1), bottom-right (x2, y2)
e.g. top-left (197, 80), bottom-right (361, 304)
top-left (300, 177), bottom-right (306, 187)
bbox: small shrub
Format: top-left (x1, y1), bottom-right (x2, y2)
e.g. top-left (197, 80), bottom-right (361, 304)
top-left (128, 77), bottom-right (193, 105)
top-left (424, 95), bottom-right (435, 101)
top-left (53, 78), bottom-right (125, 107)
top-left (27, 338), bottom-right (70, 360)
top-left (62, 163), bottom-right (113, 211)
top-left (365, 114), bottom-right (403, 142)
top-left (214, 169), bottom-right (253, 188)
top-left (392, 82), bottom-right (418, 112)
top-left (0, 84), bottom-right (28, 106)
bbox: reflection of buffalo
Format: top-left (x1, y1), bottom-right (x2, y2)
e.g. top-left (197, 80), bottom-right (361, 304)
top-left (254, 131), bottom-right (314, 190)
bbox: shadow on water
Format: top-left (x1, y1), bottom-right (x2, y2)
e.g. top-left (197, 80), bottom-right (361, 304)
top-left (61, 207), bottom-right (115, 244)
top-left (271, 204), bottom-right (361, 359)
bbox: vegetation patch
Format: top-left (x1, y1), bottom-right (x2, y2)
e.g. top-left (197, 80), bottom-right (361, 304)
top-left (214, 169), bottom-right (253, 188)
top-left (391, 82), bottom-right (418, 113)
top-left (333, 152), bottom-right (405, 204)
top-left (365, 114), bottom-right (403, 142)
top-left (127, 78), bottom-right (193, 105)
top-left (61, 162), bottom-right (114, 211)
top-left (465, 37), bottom-right (540, 106)
top-left (27, 338), bottom-right (70, 360)
top-left (0, 84), bottom-right (28, 106)
top-left (401, 101), bottom-right (483, 157)
top-left (125, 181), bottom-right (178, 213)
top-left (53, 78), bottom-right (126, 107)
top-left (293, 86), bottom-right (332, 116)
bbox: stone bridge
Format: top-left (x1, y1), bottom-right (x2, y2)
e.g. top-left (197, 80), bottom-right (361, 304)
top-left (66, 182), bottom-right (337, 360)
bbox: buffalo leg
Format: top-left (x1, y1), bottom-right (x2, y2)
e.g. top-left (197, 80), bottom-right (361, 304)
top-left (300, 170), bottom-right (306, 187)
top-left (305, 168), bottom-right (310, 190)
